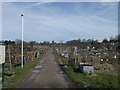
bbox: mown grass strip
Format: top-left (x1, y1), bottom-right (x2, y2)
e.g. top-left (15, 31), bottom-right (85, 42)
top-left (53, 49), bottom-right (118, 88)
top-left (2, 52), bottom-right (46, 88)
top-left (64, 67), bottom-right (118, 88)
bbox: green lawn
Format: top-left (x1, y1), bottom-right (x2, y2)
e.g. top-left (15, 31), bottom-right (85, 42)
top-left (64, 67), bottom-right (118, 88)
top-left (2, 53), bottom-right (45, 88)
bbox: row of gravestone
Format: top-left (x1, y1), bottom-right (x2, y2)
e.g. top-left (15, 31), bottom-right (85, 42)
top-left (4, 45), bottom-right (47, 69)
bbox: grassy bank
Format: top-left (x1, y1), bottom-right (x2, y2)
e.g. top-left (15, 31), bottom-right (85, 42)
top-left (53, 48), bottom-right (118, 88)
top-left (64, 67), bottom-right (118, 88)
top-left (2, 53), bottom-right (46, 88)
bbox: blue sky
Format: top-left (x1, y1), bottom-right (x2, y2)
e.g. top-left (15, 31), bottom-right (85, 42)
top-left (2, 2), bottom-right (118, 42)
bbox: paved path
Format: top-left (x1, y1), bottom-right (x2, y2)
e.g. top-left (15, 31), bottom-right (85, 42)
top-left (19, 48), bottom-right (75, 88)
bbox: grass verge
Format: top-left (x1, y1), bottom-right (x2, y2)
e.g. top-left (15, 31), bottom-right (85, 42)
top-left (2, 53), bottom-right (46, 88)
top-left (64, 67), bottom-right (118, 88)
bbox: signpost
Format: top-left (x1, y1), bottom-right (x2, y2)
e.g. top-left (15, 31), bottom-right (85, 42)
top-left (0, 44), bottom-right (5, 64)
top-left (0, 44), bottom-right (5, 83)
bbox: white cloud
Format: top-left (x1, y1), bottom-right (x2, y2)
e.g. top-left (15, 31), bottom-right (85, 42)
top-left (22, 2), bottom-right (48, 9)
top-left (2, 0), bottom-right (119, 2)
top-left (101, 0), bottom-right (119, 2)
top-left (2, 2), bottom-right (118, 42)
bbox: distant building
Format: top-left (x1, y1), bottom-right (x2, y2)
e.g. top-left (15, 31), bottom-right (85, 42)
top-left (79, 63), bottom-right (94, 74)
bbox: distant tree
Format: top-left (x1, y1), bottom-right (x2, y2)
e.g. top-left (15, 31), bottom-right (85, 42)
top-left (109, 36), bottom-right (115, 43)
top-left (103, 38), bottom-right (108, 44)
top-left (4, 40), bottom-right (15, 45)
top-left (87, 39), bottom-right (92, 43)
top-left (82, 39), bottom-right (86, 43)
top-left (15, 39), bottom-right (21, 44)
top-left (52, 41), bottom-right (55, 44)
top-left (29, 41), bottom-right (38, 46)
top-left (42, 41), bottom-right (50, 46)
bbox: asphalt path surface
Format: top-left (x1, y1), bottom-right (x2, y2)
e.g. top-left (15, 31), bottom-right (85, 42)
top-left (19, 48), bottom-right (75, 88)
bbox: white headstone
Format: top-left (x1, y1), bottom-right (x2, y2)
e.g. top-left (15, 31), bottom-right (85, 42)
top-left (101, 59), bottom-right (103, 61)
top-left (114, 55), bottom-right (117, 59)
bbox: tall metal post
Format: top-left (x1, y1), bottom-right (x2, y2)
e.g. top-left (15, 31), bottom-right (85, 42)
top-left (2, 63), bottom-right (4, 82)
top-left (21, 14), bottom-right (24, 68)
